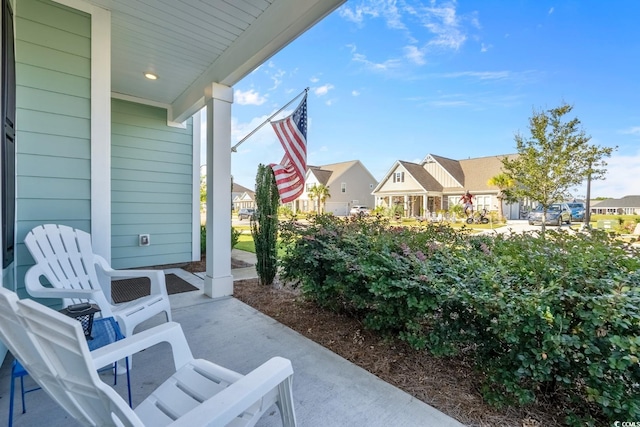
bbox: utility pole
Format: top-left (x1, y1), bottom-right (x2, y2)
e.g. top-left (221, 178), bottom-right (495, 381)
top-left (582, 166), bottom-right (592, 230)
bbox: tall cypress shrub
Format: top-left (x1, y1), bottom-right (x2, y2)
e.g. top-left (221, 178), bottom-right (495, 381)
top-left (251, 164), bottom-right (279, 285)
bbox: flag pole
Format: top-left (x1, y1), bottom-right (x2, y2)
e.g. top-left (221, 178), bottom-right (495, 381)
top-left (231, 87), bottom-right (309, 153)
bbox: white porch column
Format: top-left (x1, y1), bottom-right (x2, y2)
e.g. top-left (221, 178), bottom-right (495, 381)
top-left (204, 84), bottom-right (233, 298)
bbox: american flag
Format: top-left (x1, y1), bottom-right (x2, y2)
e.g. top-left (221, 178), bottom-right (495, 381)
top-left (270, 94), bottom-right (307, 203)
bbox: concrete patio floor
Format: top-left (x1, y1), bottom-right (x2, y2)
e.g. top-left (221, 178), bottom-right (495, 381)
top-left (0, 266), bottom-right (465, 427)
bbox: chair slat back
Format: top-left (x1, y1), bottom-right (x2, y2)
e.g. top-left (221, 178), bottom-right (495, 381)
top-left (0, 288), bottom-right (94, 421)
top-left (5, 289), bottom-right (143, 426)
top-left (24, 224), bottom-right (103, 304)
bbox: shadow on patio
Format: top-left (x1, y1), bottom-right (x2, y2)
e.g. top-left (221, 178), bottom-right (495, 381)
top-left (0, 268), bottom-right (463, 427)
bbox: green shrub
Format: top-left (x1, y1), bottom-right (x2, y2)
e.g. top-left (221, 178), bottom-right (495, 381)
top-left (231, 227), bottom-right (241, 248)
top-left (201, 225), bottom-right (242, 252)
top-left (252, 164), bottom-right (280, 286)
top-left (200, 225), bottom-right (206, 253)
top-left (278, 205), bottom-right (294, 219)
top-left (279, 216), bottom-right (640, 425)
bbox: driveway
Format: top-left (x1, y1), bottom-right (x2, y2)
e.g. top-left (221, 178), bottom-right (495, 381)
top-left (481, 219), bottom-right (575, 234)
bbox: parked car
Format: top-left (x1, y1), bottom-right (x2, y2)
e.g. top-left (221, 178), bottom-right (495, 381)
top-left (237, 208), bottom-right (255, 220)
top-left (566, 202), bottom-right (586, 221)
top-left (527, 203), bottom-right (572, 226)
top-left (349, 206), bottom-right (370, 216)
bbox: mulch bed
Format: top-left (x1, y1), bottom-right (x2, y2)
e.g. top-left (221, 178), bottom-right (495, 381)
top-left (232, 278), bottom-right (565, 427)
top-left (173, 254), bottom-right (566, 426)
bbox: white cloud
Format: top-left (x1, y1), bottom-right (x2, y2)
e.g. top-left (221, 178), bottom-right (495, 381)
top-left (268, 69), bottom-right (286, 90)
top-left (234, 89), bottom-right (267, 106)
top-left (588, 151), bottom-right (640, 198)
top-left (620, 126), bottom-right (640, 136)
top-left (352, 52), bottom-right (403, 72)
top-left (352, 90), bottom-right (361, 96)
top-left (429, 100), bottom-right (470, 107)
top-left (548, 7), bottom-right (554, 15)
top-left (413, 1), bottom-right (467, 50)
top-left (404, 45), bottom-right (426, 65)
top-left (338, 4), bottom-right (371, 25)
top-left (480, 43), bottom-right (491, 52)
top-left (339, 1), bottom-right (405, 30)
top-left (314, 84), bottom-right (335, 96)
top-left (309, 76), bottom-right (320, 83)
top-left (443, 70), bottom-right (511, 80)
top-left (342, 1), bottom-right (478, 75)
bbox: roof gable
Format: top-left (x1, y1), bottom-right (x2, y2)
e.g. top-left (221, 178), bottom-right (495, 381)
top-left (422, 154), bottom-right (464, 186)
top-left (307, 160), bottom-right (375, 187)
top-left (399, 161), bottom-right (442, 192)
top-left (308, 167), bottom-right (333, 186)
top-left (457, 154), bottom-right (514, 192)
top-left (372, 160), bottom-right (402, 193)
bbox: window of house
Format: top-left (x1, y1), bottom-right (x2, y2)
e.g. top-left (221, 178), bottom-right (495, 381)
top-left (341, 183), bottom-right (346, 193)
top-left (476, 195), bottom-right (492, 212)
top-left (393, 172), bottom-right (404, 183)
top-left (305, 183), bottom-right (313, 192)
top-left (2, 0), bottom-right (16, 268)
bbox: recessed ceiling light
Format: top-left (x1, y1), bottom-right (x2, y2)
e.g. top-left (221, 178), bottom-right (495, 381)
top-left (144, 72), bottom-right (158, 80)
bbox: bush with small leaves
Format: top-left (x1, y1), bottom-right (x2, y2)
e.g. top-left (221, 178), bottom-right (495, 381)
top-left (278, 216), bottom-right (640, 425)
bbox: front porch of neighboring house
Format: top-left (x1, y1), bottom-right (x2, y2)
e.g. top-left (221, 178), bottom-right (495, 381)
top-left (375, 194), bottom-right (443, 218)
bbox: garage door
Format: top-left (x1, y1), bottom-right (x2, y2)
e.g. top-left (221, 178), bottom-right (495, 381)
top-left (325, 202), bottom-right (349, 216)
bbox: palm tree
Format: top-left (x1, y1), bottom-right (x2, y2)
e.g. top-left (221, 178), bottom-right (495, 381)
top-left (307, 184), bottom-right (331, 214)
top-left (316, 184), bottom-right (331, 214)
top-left (307, 184), bottom-right (319, 213)
top-left (487, 173), bottom-right (515, 221)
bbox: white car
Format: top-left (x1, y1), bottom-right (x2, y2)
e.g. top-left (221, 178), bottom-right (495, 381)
top-left (349, 206), bottom-right (370, 216)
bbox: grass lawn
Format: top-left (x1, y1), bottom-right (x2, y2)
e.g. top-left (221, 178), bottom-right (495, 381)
top-left (233, 231), bottom-right (290, 257)
top-left (234, 233), bottom-right (255, 253)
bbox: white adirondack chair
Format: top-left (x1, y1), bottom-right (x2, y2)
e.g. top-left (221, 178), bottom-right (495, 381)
top-left (0, 287), bottom-right (297, 426)
top-left (24, 224), bottom-right (172, 338)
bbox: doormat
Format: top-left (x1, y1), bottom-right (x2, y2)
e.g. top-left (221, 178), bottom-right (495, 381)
top-left (111, 274), bottom-right (198, 304)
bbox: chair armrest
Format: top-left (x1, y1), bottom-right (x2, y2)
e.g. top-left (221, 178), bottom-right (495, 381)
top-left (24, 264), bottom-right (100, 301)
top-left (94, 255), bottom-right (168, 297)
top-left (90, 322), bottom-right (194, 371)
top-left (171, 357), bottom-right (294, 426)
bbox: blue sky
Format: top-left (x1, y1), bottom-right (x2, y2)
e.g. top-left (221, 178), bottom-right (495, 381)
top-left (205, 0), bottom-right (640, 199)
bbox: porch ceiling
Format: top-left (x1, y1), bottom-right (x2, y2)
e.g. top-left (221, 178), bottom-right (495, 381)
top-left (84, 0), bottom-right (344, 122)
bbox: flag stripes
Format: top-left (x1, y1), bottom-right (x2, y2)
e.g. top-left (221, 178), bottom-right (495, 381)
top-left (270, 94), bottom-right (307, 203)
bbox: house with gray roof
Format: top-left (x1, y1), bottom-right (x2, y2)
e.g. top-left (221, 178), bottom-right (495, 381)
top-left (373, 153), bottom-right (523, 219)
top-left (590, 195), bottom-right (640, 215)
top-left (232, 183), bottom-right (255, 211)
top-left (295, 160), bottom-right (378, 216)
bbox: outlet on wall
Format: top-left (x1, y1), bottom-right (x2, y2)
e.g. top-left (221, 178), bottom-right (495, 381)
top-left (139, 234), bottom-right (150, 246)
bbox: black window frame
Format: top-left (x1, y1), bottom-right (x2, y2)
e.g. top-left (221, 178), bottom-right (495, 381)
top-left (2, 0), bottom-right (16, 268)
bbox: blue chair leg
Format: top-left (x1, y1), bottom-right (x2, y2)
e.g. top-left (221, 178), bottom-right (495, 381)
top-left (19, 375), bottom-right (26, 413)
top-left (8, 361), bottom-right (16, 427)
top-left (125, 356), bottom-right (132, 407)
top-left (8, 360), bottom-right (42, 426)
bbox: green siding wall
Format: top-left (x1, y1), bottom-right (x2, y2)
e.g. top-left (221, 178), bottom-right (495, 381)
top-left (14, 0), bottom-right (91, 298)
top-left (111, 99), bottom-right (194, 269)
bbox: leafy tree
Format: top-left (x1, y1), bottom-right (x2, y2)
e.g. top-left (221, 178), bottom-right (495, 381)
top-left (251, 164), bottom-right (280, 286)
top-left (200, 172), bottom-right (206, 204)
top-left (307, 183), bottom-right (330, 213)
top-left (501, 103), bottom-right (614, 232)
top-left (487, 173), bottom-right (515, 221)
